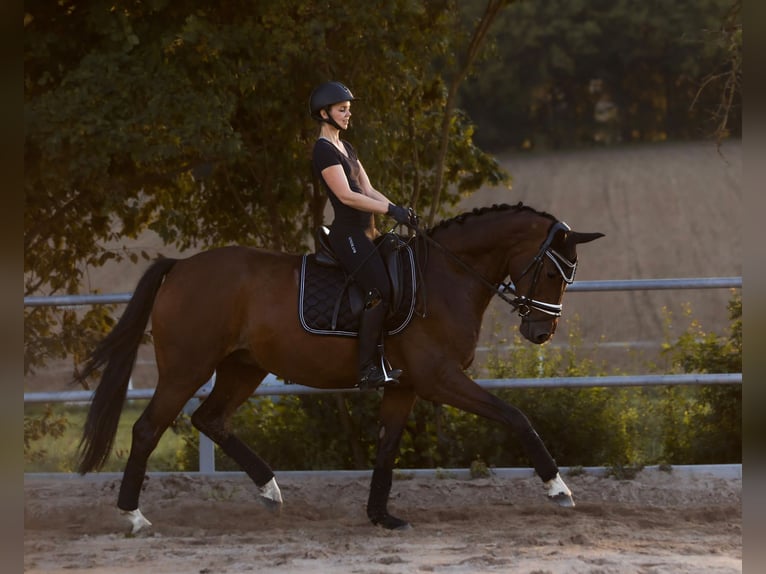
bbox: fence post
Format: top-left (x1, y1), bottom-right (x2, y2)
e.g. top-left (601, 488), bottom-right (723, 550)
top-left (199, 434), bottom-right (216, 474)
top-left (196, 375), bottom-right (216, 474)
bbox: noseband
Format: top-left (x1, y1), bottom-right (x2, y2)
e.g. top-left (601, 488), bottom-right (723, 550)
top-left (418, 220), bottom-right (577, 320)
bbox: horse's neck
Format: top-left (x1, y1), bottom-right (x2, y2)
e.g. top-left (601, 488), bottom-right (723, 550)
top-left (428, 211), bottom-right (550, 309)
top-left (432, 218), bottom-right (523, 285)
top-left (426, 228), bottom-right (509, 319)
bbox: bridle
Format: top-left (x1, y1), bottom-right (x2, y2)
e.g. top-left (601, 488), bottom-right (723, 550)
top-left (414, 220), bottom-right (577, 320)
top-left (500, 220), bottom-right (577, 318)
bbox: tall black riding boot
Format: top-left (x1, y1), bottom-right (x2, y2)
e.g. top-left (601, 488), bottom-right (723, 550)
top-left (357, 301), bottom-right (402, 390)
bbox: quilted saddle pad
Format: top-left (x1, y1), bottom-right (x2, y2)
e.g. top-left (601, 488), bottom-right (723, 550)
top-left (298, 244), bottom-right (417, 337)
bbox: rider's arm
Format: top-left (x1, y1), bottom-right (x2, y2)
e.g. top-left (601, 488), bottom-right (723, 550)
top-left (321, 164), bottom-right (390, 214)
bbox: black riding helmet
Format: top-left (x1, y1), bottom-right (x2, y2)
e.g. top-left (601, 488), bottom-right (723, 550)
top-left (309, 81), bottom-right (356, 130)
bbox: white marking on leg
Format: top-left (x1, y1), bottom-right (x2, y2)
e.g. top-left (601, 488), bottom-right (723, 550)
top-left (122, 508), bottom-right (152, 534)
top-left (545, 473), bottom-right (572, 497)
top-left (259, 477), bottom-right (283, 504)
top-left (545, 473), bottom-right (575, 507)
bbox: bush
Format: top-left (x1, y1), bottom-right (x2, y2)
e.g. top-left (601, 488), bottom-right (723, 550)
top-left (471, 323), bottom-right (648, 468)
top-left (177, 393), bottom-right (383, 472)
top-left (24, 405), bottom-right (68, 463)
top-left (153, 297), bottom-right (746, 471)
top-left (656, 294), bottom-right (741, 463)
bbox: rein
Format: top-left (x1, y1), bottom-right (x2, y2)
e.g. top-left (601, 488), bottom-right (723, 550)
top-left (409, 220), bottom-right (577, 319)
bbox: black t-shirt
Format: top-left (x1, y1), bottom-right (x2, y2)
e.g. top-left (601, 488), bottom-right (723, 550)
top-left (312, 138), bottom-right (374, 230)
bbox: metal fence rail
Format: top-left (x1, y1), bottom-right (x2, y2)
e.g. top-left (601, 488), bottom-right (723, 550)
top-left (23, 372), bottom-right (742, 404)
top-left (22, 276), bottom-right (743, 307)
top-left (24, 372), bottom-right (741, 474)
top-left (24, 276), bottom-right (742, 474)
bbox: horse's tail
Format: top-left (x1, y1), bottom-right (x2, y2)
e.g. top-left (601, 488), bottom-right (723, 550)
top-left (77, 257), bottom-right (179, 474)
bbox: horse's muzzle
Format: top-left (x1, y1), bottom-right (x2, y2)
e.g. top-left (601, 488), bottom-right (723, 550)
top-left (520, 318), bottom-right (557, 344)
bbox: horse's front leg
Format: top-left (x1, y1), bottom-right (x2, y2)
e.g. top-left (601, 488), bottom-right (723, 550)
top-left (367, 385), bottom-right (417, 530)
top-left (419, 367), bottom-right (575, 508)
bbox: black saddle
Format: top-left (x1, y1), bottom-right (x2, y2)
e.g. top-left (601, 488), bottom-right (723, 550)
top-left (298, 227), bottom-right (417, 337)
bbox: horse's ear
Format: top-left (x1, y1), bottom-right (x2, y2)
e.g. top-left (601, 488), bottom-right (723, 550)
top-left (568, 231), bottom-right (605, 245)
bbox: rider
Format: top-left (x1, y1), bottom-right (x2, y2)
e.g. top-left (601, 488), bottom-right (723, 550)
top-left (310, 80), bottom-right (416, 390)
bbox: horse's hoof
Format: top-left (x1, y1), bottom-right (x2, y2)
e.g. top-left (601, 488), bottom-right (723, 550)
top-left (548, 492), bottom-right (576, 508)
top-left (122, 508), bottom-right (152, 534)
top-left (258, 477), bottom-right (283, 514)
top-left (258, 496), bottom-right (283, 514)
top-left (371, 513), bottom-right (411, 530)
top-left (545, 473), bottom-right (575, 508)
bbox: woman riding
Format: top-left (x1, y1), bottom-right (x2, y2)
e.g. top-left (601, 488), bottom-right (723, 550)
top-left (310, 80), bottom-right (417, 390)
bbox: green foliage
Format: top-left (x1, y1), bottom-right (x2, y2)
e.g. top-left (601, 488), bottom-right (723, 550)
top-left (24, 305), bottom-right (117, 377)
top-left (662, 295), bottom-right (741, 375)
top-left (469, 455), bottom-right (491, 479)
top-left (460, 0), bottom-right (741, 150)
top-left (25, 0), bottom-right (508, 373)
top-left (24, 403), bottom-right (186, 473)
top-left (655, 294), bottom-right (741, 463)
top-left (24, 406), bottom-right (68, 462)
top-left (473, 324), bottom-right (643, 468)
top-left (177, 393), bottom-right (383, 471)
top-left (605, 462), bottom-right (644, 481)
top-left (173, 317), bottom-right (639, 471)
top-left (566, 465), bottom-right (585, 477)
top-left (24, 1), bottom-right (742, 472)
top-left (468, 297), bottom-right (742, 467)
top-left (434, 468), bottom-right (458, 480)
top-left (25, 298), bottom-right (741, 472)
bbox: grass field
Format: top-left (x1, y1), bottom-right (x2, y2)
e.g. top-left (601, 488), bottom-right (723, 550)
top-left (24, 402), bottom-right (189, 473)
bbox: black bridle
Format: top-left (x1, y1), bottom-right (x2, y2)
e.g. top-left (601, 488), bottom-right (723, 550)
top-left (412, 220), bottom-right (577, 319)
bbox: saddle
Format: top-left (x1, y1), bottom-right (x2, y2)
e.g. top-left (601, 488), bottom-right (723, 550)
top-left (298, 227), bottom-right (417, 337)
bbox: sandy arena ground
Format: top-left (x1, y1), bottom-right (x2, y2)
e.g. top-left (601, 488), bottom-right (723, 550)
top-left (25, 468), bottom-right (741, 573)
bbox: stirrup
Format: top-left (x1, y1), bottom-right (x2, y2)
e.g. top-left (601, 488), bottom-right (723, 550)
top-left (379, 352), bottom-right (402, 383)
top-left (358, 359), bottom-right (402, 390)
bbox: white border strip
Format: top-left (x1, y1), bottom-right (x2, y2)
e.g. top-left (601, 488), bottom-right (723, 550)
top-left (25, 463), bottom-right (741, 481)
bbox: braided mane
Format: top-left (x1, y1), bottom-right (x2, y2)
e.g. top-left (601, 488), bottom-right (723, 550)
top-left (428, 202), bottom-right (556, 236)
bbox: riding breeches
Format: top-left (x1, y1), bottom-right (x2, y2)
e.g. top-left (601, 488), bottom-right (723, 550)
top-left (327, 227), bottom-right (391, 305)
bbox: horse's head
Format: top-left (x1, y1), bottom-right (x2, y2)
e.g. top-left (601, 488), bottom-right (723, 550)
top-left (508, 221), bottom-right (604, 344)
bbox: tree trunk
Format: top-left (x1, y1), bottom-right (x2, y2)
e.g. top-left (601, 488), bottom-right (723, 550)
top-left (427, 0), bottom-right (515, 227)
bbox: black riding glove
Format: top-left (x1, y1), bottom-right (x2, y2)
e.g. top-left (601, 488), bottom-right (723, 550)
top-left (387, 204), bottom-right (417, 228)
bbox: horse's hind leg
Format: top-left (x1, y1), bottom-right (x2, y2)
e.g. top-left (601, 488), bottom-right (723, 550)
top-left (367, 386), bottom-right (417, 530)
top-left (190, 358), bottom-right (280, 507)
top-left (118, 380), bottom-right (202, 532)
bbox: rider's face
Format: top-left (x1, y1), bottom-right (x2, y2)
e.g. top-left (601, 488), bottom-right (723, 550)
top-left (327, 101), bottom-right (351, 129)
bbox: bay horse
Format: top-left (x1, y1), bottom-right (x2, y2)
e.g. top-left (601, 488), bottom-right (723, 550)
top-left (76, 203), bottom-right (603, 533)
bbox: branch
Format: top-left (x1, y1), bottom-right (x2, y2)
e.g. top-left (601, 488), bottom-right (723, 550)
top-left (427, 0), bottom-right (515, 227)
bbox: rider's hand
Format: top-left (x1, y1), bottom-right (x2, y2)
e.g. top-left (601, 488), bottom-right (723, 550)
top-left (387, 204), bottom-right (417, 228)
top-left (407, 208), bottom-right (419, 228)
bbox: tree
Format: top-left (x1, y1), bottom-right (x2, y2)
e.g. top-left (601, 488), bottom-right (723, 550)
top-left (459, 0), bottom-right (741, 150)
top-left (689, 0), bottom-right (741, 146)
top-left (24, 0), bottom-right (508, 375)
top-left (426, 0), bottom-right (517, 226)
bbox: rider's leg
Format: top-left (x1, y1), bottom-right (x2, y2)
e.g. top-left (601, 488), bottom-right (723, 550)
top-left (357, 288), bottom-right (402, 389)
top-left (328, 228), bottom-right (402, 389)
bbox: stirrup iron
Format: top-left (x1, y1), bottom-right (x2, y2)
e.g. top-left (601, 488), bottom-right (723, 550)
top-left (379, 346), bottom-right (402, 383)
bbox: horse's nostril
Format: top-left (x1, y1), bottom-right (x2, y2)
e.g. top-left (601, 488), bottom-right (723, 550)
top-left (535, 332), bottom-right (550, 344)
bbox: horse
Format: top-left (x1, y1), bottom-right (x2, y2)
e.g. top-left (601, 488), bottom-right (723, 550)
top-left (76, 202), bottom-right (603, 533)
